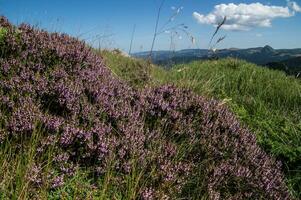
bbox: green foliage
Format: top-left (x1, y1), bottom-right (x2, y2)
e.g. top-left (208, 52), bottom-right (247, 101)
top-left (0, 27), bottom-right (7, 40)
top-left (0, 27), bottom-right (8, 57)
top-left (47, 170), bottom-right (97, 200)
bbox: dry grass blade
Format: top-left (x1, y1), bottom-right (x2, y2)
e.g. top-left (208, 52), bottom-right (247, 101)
top-left (213, 35), bottom-right (227, 48)
top-left (209, 16), bottom-right (226, 48)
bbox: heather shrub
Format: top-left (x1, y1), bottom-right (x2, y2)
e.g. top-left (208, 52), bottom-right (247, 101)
top-left (0, 16), bottom-right (291, 199)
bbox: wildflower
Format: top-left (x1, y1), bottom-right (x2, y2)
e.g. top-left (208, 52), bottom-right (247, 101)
top-left (142, 188), bottom-right (155, 200)
top-left (26, 164), bottom-right (43, 187)
top-left (51, 175), bottom-right (64, 189)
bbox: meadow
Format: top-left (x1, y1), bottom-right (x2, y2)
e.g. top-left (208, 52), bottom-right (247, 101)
top-left (0, 17), bottom-right (300, 199)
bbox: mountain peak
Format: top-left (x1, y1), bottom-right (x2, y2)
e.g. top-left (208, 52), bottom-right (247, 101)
top-left (263, 45), bottom-right (274, 50)
top-left (262, 45), bottom-right (275, 53)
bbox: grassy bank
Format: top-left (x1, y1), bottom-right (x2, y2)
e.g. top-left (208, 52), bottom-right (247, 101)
top-left (101, 52), bottom-right (301, 198)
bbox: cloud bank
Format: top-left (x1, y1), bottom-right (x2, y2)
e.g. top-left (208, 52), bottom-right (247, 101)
top-left (193, 1), bottom-right (301, 31)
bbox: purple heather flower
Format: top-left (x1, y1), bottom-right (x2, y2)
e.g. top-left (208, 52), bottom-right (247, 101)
top-left (51, 175), bottom-right (64, 189)
top-left (142, 187), bottom-right (155, 200)
top-left (26, 164), bottom-right (43, 187)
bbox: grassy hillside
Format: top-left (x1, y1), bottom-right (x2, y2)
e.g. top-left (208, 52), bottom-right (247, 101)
top-left (101, 52), bottom-right (301, 197)
top-left (0, 18), bottom-right (298, 199)
top-left (98, 50), bottom-right (151, 88)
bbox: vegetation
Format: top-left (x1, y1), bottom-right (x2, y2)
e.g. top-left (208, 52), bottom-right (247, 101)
top-left (102, 51), bottom-right (301, 198)
top-left (0, 17), bottom-right (300, 199)
top-left (155, 59), bottom-right (301, 196)
top-left (98, 49), bottom-right (151, 88)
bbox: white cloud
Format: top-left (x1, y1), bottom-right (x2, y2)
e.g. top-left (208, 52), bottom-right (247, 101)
top-left (193, 2), bottom-right (300, 31)
top-left (287, 0), bottom-right (301, 12)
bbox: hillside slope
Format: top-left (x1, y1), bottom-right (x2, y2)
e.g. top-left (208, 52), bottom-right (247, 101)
top-left (156, 59), bottom-right (301, 197)
top-left (0, 17), bottom-right (296, 199)
top-left (102, 52), bottom-right (301, 198)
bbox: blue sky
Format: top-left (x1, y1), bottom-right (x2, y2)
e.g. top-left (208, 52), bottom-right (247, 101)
top-left (1, 0), bottom-right (301, 52)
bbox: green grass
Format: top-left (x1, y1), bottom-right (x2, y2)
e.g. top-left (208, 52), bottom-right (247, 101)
top-left (97, 49), bottom-right (168, 89)
top-left (99, 52), bottom-right (301, 198)
top-left (97, 50), bottom-right (152, 88)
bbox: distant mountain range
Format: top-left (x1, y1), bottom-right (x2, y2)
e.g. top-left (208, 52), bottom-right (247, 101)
top-left (132, 46), bottom-right (301, 77)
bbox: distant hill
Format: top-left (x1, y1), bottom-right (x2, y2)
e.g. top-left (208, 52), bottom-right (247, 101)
top-left (265, 56), bottom-right (301, 78)
top-left (132, 46), bottom-right (301, 77)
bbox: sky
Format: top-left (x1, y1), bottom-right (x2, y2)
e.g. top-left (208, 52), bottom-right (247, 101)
top-left (1, 0), bottom-right (301, 52)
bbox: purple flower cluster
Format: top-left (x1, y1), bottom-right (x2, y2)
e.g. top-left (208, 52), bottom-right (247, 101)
top-left (0, 16), bottom-right (291, 199)
top-left (26, 163), bottom-right (43, 187)
top-left (51, 174), bottom-right (65, 189)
